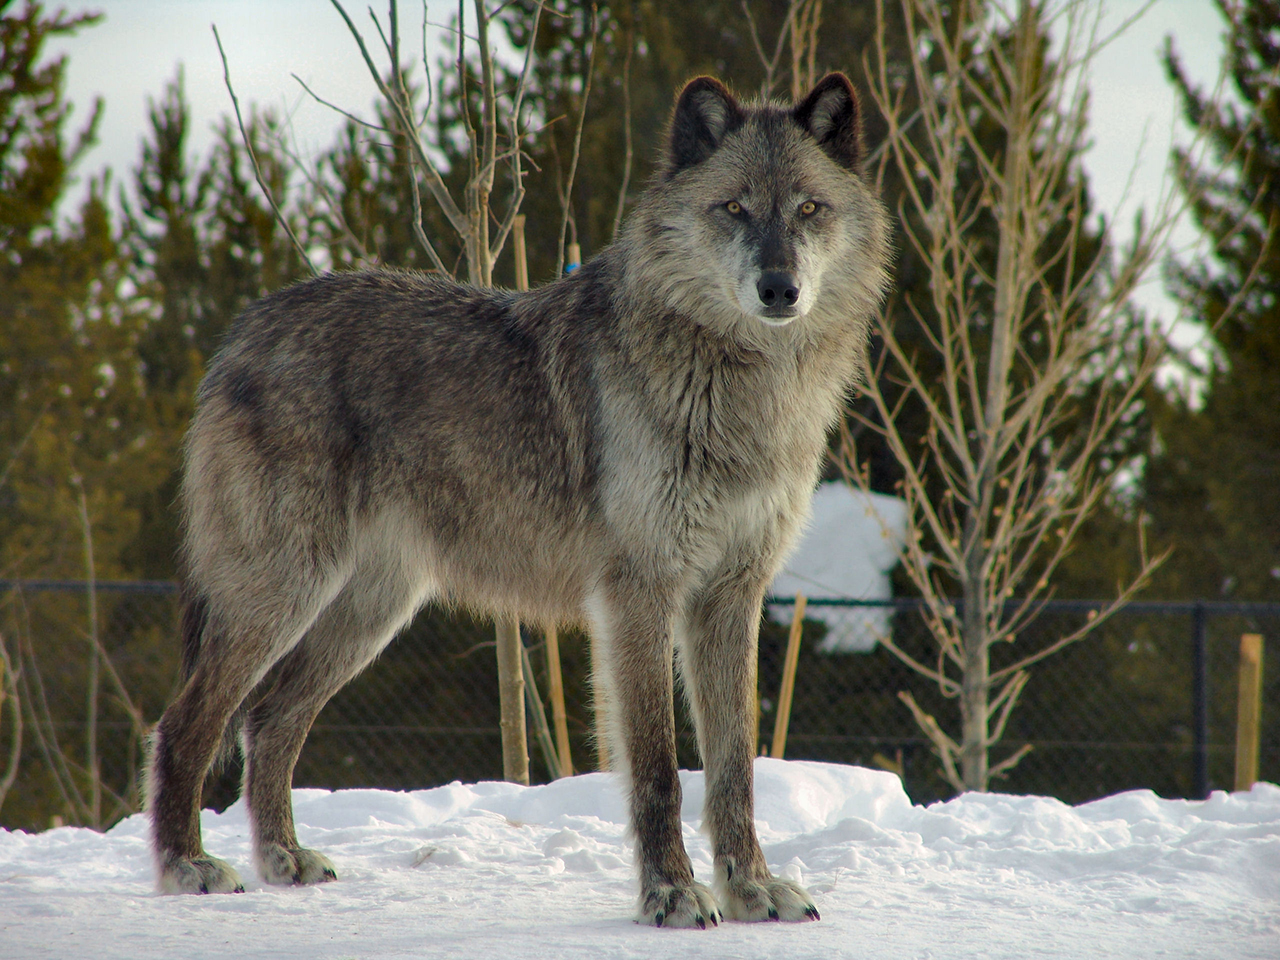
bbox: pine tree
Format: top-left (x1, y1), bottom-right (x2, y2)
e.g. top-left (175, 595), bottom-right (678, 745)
top-left (0, 1), bottom-right (165, 578)
top-left (0, 2), bottom-right (182, 830)
top-left (1145, 0), bottom-right (1280, 601)
top-left (120, 72), bottom-right (313, 578)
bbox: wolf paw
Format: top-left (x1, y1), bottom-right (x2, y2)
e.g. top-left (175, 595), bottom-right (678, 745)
top-left (638, 880), bottom-right (722, 929)
top-left (158, 854), bottom-right (245, 895)
top-left (256, 843), bottom-right (338, 886)
top-left (715, 867), bottom-right (819, 922)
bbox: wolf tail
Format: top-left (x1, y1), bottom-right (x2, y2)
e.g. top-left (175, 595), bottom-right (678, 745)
top-left (179, 586), bottom-right (244, 770)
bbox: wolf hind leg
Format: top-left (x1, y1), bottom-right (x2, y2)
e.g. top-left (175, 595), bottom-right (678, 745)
top-left (150, 662), bottom-right (251, 894)
top-left (150, 588), bottom-right (333, 895)
top-left (244, 562), bottom-right (430, 887)
top-left (679, 566), bottom-right (819, 923)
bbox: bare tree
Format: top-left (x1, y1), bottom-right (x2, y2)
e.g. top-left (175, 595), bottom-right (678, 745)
top-left (7, 482), bottom-right (150, 828)
top-left (321, 0), bottom-right (544, 284)
top-left (0, 423), bottom-right (35, 816)
top-left (742, 0), bottom-right (824, 100)
top-left (843, 0), bottom-right (1252, 793)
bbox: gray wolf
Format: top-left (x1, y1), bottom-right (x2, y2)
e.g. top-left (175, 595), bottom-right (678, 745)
top-left (147, 72), bottom-right (891, 927)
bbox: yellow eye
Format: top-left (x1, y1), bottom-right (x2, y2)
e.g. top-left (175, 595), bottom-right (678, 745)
top-left (800, 200), bottom-right (818, 216)
top-left (725, 200), bottom-right (743, 215)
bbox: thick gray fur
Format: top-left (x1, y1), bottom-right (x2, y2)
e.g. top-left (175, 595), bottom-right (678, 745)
top-left (147, 73), bottom-right (891, 925)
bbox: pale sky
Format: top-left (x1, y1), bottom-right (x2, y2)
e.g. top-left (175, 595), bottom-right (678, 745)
top-left (48, 1), bottom-right (1229, 326)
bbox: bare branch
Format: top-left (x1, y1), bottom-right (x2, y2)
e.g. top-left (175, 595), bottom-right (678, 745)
top-left (988, 743), bottom-right (1033, 781)
top-left (328, 0), bottom-right (469, 237)
top-left (554, 4), bottom-right (599, 277)
top-left (408, 166), bottom-right (452, 275)
top-left (898, 691), bottom-right (964, 792)
top-left (291, 73), bottom-right (392, 133)
top-left (271, 121), bottom-right (375, 265)
top-left (72, 480), bottom-right (100, 827)
top-left (15, 592), bottom-right (90, 822)
top-left (213, 25), bottom-right (316, 276)
top-left (488, 0), bottom-right (547, 268)
top-left (0, 401), bottom-right (51, 492)
top-left (610, 18), bottom-right (635, 240)
top-left (741, 0), bottom-right (792, 98)
top-left (0, 630), bottom-right (23, 813)
top-left (386, 4), bottom-right (452, 275)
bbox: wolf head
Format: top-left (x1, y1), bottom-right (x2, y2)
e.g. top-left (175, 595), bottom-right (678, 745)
top-left (623, 73), bottom-right (889, 342)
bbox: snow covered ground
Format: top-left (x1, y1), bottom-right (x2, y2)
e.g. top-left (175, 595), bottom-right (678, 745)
top-left (2, 759), bottom-right (1277, 959)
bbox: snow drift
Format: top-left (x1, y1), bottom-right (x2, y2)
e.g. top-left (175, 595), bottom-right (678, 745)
top-left (2, 759), bottom-right (1277, 959)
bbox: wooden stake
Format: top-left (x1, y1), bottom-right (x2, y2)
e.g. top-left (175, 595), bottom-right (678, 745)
top-left (513, 215), bottom-right (528, 292)
top-left (521, 642), bottom-right (562, 780)
top-left (1235, 633), bottom-right (1264, 792)
top-left (496, 615), bottom-right (529, 785)
top-left (544, 626), bottom-right (573, 776)
top-left (494, 216), bottom-right (533, 785)
top-left (771, 593), bottom-right (807, 760)
top-left (512, 230), bottom-right (574, 778)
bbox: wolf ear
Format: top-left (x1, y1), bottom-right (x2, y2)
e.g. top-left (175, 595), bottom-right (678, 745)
top-left (665, 76), bottom-right (745, 176)
top-left (794, 72), bottom-right (864, 171)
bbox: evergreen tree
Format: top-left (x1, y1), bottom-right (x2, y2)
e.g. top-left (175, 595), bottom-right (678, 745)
top-left (0, 1), bottom-right (181, 830)
top-left (1144, 0), bottom-right (1280, 601)
top-left (119, 73), bottom-right (313, 578)
top-left (0, 1), bottom-right (163, 578)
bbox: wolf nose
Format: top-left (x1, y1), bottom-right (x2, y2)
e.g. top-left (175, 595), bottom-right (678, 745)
top-left (757, 271), bottom-right (800, 308)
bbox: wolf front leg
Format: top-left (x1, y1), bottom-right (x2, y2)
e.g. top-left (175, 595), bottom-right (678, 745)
top-left (591, 567), bottom-right (721, 929)
top-left (681, 569), bottom-right (820, 922)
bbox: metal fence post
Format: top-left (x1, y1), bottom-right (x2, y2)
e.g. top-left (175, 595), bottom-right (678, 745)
top-left (1191, 602), bottom-right (1209, 799)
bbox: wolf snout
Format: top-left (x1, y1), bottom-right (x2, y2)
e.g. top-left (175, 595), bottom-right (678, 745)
top-left (757, 271), bottom-right (801, 309)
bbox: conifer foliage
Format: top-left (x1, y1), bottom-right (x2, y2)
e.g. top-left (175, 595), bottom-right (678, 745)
top-left (1147, 0), bottom-right (1280, 601)
top-left (0, 1), bottom-right (154, 579)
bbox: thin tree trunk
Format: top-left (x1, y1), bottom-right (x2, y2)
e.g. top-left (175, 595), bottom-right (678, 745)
top-left (959, 574), bottom-right (989, 792)
top-left (76, 484), bottom-right (101, 827)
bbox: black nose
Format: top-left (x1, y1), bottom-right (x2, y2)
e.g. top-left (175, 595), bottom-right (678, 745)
top-left (757, 271), bottom-right (800, 308)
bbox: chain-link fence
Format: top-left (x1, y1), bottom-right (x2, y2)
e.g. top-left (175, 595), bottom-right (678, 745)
top-left (759, 598), bottom-right (1280, 804)
top-left (1, 580), bottom-right (1276, 831)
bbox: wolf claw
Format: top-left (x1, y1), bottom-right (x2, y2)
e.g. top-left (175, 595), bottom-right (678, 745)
top-left (158, 854), bottom-right (244, 895)
top-left (715, 869), bottom-right (819, 923)
top-left (640, 880), bottom-right (722, 929)
top-left (256, 843), bottom-right (337, 886)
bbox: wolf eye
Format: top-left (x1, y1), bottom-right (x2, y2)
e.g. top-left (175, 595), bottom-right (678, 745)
top-left (725, 200), bottom-right (744, 216)
top-left (799, 200), bottom-right (819, 216)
